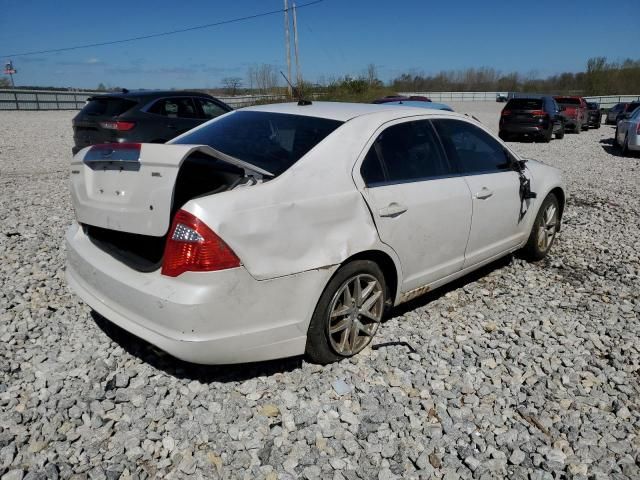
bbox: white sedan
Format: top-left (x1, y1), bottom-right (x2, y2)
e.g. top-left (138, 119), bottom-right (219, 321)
top-left (615, 106), bottom-right (640, 156)
top-left (66, 102), bottom-right (565, 364)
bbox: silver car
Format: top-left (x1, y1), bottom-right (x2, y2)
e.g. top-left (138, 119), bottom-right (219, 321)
top-left (615, 106), bottom-right (640, 156)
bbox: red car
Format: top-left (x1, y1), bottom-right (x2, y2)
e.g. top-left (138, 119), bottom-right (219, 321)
top-left (553, 96), bottom-right (589, 133)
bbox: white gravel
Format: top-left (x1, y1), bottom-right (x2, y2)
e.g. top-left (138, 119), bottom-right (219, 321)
top-left (0, 104), bottom-right (639, 480)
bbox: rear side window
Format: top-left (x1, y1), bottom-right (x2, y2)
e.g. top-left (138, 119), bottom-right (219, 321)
top-left (433, 119), bottom-right (509, 175)
top-left (625, 102), bottom-right (640, 112)
top-left (505, 98), bottom-right (542, 110)
top-left (81, 97), bottom-right (137, 116)
top-left (149, 98), bottom-right (198, 118)
top-left (173, 111), bottom-right (343, 177)
top-left (361, 120), bottom-right (452, 185)
top-left (197, 98), bottom-right (229, 119)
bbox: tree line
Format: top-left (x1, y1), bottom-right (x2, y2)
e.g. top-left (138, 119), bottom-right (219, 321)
top-left (390, 57), bottom-right (640, 96)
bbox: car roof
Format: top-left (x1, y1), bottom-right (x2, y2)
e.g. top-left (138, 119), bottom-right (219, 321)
top-left (241, 101), bottom-right (460, 121)
top-left (91, 90), bottom-right (213, 99)
top-left (380, 100), bottom-right (453, 110)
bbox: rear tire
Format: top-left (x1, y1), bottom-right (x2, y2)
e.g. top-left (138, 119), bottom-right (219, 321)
top-left (305, 260), bottom-right (387, 364)
top-left (574, 122), bottom-right (581, 134)
top-left (555, 124), bottom-right (565, 139)
top-left (522, 193), bottom-right (560, 261)
top-left (542, 127), bottom-right (552, 143)
top-left (499, 131), bottom-right (510, 141)
top-left (621, 135), bottom-right (630, 157)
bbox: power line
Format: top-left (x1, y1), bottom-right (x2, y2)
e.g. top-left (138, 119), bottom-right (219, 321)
top-left (1, 0), bottom-right (324, 58)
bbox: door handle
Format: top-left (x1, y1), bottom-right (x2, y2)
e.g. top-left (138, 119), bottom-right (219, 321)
top-left (379, 202), bottom-right (408, 217)
top-left (474, 188), bottom-right (493, 200)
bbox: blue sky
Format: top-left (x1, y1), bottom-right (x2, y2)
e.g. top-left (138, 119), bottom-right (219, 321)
top-left (1, 0), bottom-right (638, 89)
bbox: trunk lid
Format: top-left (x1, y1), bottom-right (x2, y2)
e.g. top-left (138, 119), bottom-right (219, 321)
top-left (70, 143), bottom-right (268, 237)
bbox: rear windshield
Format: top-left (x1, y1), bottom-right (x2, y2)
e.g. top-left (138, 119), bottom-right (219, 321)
top-left (555, 98), bottom-right (580, 105)
top-left (505, 98), bottom-right (542, 110)
top-left (81, 97), bottom-right (138, 117)
top-left (173, 111), bottom-right (343, 176)
top-left (587, 102), bottom-right (599, 109)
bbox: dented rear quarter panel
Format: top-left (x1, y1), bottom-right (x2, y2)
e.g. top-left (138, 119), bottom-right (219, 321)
top-left (182, 114), bottom-right (404, 283)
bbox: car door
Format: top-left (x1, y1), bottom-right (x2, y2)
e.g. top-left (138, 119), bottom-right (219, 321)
top-left (147, 97), bottom-right (202, 140)
top-left (433, 119), bottom-right (527, 268)
top-left (359, 119), bottom-right (472, 291)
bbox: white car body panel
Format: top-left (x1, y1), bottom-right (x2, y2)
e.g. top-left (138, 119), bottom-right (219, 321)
top-left (66, 102), bottom-right (566, 364)
top-left (462, 171), bottom-right (528, 267)
top-left (616, 110), bottom-right (640, 151)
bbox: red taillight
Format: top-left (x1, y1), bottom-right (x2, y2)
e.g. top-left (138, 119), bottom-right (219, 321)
top-left (100, 120), bottom-right (136, 131)
top-left (530, 110), bottom-right (547, 117)
top-left (161, 210), bottom-right (240, 277)
top-left (501, 110), bottom-right (511, 116)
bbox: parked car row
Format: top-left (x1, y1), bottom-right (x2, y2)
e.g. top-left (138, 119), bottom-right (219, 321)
top-left (498, 95), bottom-right (604, 143)
top-left (606, 101), bottom-right (640, 125)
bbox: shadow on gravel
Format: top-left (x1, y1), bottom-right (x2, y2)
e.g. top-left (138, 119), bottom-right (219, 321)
top-left (92, 254), bottom-right (515, 378)
top-left (389, 254), bottom-right (513, 320)
top-left (91, 311), bottom-right (303, 383)
top-left (599, 138), bottom-right (627, 157)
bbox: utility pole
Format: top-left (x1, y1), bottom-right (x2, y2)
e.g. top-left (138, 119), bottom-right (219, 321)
top-left (284, 0), bottom-right (292, 96)
top-left (292, 2), bottom-right (301, 88)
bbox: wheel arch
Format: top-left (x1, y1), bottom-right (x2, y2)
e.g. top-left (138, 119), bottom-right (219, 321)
top-left (337, 249), bottom-right (402, 307)
top-left (549, 186), bottom-right (565, 229)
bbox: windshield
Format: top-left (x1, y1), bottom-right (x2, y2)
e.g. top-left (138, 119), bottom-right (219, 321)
top-left (173, 111), bottom-right (343, 176)
top-left (505, 99), bottom-right (542, 110)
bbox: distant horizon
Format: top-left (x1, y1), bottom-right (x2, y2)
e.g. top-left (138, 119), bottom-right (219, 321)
top-left (2, 0), bottom-right (638, 90)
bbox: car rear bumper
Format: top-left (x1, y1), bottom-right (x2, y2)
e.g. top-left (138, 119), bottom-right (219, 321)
top-left (500, 124), bottom-right (548, 135)
top-left (65, 222), bottom-right (335, 364)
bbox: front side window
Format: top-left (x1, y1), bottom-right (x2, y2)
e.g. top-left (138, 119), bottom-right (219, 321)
top-left (149, 98), bottom-right (198, 118)
top-left (173, 111), bottom-right (343, 176)
top-left (433, 119), bottom-right (510, 175)
top-left (360, 120), bottom-right (452, 186)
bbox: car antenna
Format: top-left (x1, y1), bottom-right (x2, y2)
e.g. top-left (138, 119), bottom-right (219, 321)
top-left (280, 71), bottom-right (311, 106)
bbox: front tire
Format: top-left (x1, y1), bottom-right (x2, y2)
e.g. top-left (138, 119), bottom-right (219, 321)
top-left (305, 260), bottom-right (387, 364)
top-left (522, 193), bottom-right (560, 261)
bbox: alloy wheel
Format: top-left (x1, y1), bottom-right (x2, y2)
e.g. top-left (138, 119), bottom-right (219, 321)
top-left (536, 203), bottom-right (558, 252)
top-left (327, 274), bottom-right (384, 356)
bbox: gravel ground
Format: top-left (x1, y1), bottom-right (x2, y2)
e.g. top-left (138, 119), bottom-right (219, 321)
top-left (0, 104), bottom-right (638, 480)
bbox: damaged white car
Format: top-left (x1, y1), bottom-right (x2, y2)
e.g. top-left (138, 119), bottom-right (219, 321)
top-left (66, 102), bottom-right (565, 364)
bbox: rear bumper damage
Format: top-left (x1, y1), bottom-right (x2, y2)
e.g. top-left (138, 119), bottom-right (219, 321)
top-left (65, 223), bottom-right (336, 364)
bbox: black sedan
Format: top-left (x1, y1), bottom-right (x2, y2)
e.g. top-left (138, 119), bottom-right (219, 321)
top-left (72, 90), bottom-right (232, 154)
top-left (586, 102), bottom-right (601, 129)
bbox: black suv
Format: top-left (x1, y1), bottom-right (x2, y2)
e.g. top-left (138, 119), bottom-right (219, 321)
top-left (72, 90), bottom-right (232, 154)
top-left (499, 96), bottom-right (565, 142)
top-left (586, 102), bottom-right (601, 129)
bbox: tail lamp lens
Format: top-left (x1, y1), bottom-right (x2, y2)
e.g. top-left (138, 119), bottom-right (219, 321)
top-left (161, 210), bottom-right (240, 277)
top-left (100, 120), bottom-right (136, 131)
